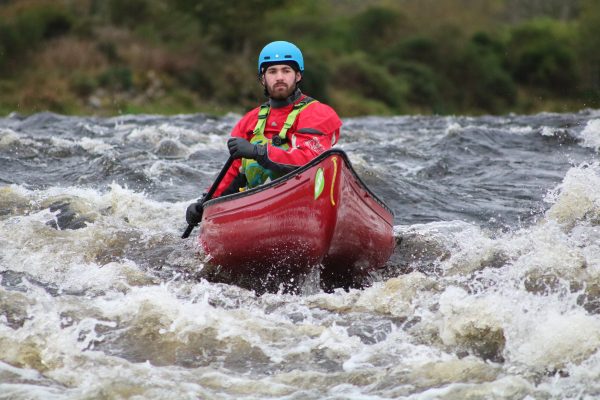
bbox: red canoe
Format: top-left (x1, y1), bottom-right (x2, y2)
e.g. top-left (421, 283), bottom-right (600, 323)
top-left (198, 149), bottom-right (395, 289)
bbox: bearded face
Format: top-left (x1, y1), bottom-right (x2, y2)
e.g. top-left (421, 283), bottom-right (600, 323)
top-left (261, 64), bottom-right (302, 100)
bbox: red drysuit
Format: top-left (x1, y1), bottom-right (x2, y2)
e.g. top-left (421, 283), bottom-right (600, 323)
top-left (213, 94), bottom-right (342, 197)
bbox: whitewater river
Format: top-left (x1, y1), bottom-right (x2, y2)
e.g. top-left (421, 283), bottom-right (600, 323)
top-left (1, 110), bottom-right (600, 399)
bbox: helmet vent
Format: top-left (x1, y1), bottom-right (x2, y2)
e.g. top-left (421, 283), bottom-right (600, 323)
top-left (284, 55), bottom-right (292, 58)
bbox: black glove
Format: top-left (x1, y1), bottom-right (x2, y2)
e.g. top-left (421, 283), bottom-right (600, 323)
top-left (185, 201), bottom-right (203, 226)
top-left (185, 193), bottom-right (207, 226)
top-left (227, 137), bottom-right (258, 159)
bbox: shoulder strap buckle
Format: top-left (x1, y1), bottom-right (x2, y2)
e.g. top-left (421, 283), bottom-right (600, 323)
top-left (272, 135), bottom-right (286, 146)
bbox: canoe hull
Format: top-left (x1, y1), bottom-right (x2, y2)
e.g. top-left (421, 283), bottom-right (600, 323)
top-left (199, 149), bottom-right (394, 287)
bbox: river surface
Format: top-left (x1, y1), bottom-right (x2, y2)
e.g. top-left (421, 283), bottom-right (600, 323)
top-left (1, 110), bottom-right (600, 399)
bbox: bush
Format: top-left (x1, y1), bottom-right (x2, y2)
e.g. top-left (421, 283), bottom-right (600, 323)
top-left (0, 4), bottom-right (73, 71)
top-left (212, 55), bottom-right (261, 107)
top-left (178, 68), bottom-right (214, 97)
top-left (263, 1), bottom-right (350, 55)
top-left (350, 6), bottom-right (407, 53)
top-left (458, 32), bottom-right (517, 113)
top-left (387, 61), bottom-right (443, 113)
top-left (331, 52), bottom-right (407, 111)
top-left (577, 0), bottom-right (600, 101)
top-left (97, 41), bottom-right (120, 63)
top-left (507, 18), bottom-right (578, 95)
top-left (299, 51), bottom-right (331, 103)
top-left (14, 5), bottom-right (73, 42)
top-left (329, 89), bottom-right (393, 117)
top-left (0, 37), bottom-right (9, 70)
top-left (388, 36), bottom-right (441, 66)
top-left (107, 0), bottom-right (150, 27)
top-left (71, 73), bottom-right (98, 97)
top-left (98, 66), bottom-right (133, 91)
top-left (174, 0), bottom-right (293, 51)
top-left (1, 0), bottom-right (597, 115)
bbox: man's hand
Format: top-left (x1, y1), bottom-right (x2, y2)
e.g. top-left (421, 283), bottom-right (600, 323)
top-left (185, 201), bottom-right (203, 226)
top-left (185, 192), bottom-right (208, 226)
top-left (227, 137), bottom-right (258, 159)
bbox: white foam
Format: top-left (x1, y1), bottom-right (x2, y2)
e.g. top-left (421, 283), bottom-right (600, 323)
top-left (0, 183), bottom-right (188, 294)
top-left (445, 121), bottom-right (462, 135)
top-left (78, 122), bottom-right (111, 136)
top-left (0, 129), bottom-right (38, 151)
top-left (540, 126), bottom-right (557, 137)
top-left (79, 137), bottom-right (114, 155)
top-left (580, 119), bottom-right (600, 151)
top-left (544, 162), bottom-right (600, 227)
top-left (0, 128), bottom-right (21, 147)
top-left (437, 286), bottom-right (505, 346)
top-left (541, 349), bottom-right (600, 397)
top-left (509, 125), bottom-right (536, 135)
top-left (506, 305), bottom-right (600, 371)
top-left (4, 111), bottom-right (600, 398)
top-left (0, 384), bottom-right (65, 400)
top-left (49, 136), bottom-right (74, 148)
top-left (0, 360), bottom-right (42, 380)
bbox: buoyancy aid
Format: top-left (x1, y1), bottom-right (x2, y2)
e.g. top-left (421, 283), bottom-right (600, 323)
top-left (241, 96), bottom-right (317, 189)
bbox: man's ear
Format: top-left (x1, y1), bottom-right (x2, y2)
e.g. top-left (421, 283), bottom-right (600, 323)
top-left (260, 75), bottom-right (266, 85)
top-left (295, 71), bottom-right (302, 84)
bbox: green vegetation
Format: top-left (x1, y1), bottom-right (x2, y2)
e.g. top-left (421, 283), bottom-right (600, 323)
top-left (0, 0), bottom-right (598, 116)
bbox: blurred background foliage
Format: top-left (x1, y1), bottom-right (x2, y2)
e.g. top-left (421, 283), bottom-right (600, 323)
top-left (0, 0), bottom-right (598, 116)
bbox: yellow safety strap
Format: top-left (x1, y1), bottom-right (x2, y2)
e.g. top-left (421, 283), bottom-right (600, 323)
top-left (250, 97), bottom-right (317, 141)
top-left (277, 98), bottom-right (316, 140)
top-left (252, 103), bottom-right (270, 136)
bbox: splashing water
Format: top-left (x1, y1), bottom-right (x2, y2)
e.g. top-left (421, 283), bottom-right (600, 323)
top-left (1, 109), bottom-right (600, 399)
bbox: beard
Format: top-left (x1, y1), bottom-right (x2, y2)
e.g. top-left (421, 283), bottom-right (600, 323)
top-left (267, 82), bottom-right (296, 100)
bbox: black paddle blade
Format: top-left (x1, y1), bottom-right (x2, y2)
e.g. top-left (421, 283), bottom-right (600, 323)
top-left (181, 206), bottom-right (204, 238)
top-left (181, 224), bottom-right (195, 239)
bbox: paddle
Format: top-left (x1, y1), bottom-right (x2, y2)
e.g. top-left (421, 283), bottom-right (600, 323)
top-left (181, 156), bottom-right (234, 239)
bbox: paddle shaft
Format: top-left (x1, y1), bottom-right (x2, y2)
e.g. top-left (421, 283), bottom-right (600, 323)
top-left (181, 156), bottom-right (235, 239)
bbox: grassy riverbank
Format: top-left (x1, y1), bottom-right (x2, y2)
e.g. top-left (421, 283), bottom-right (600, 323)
top-left (1, 0), bottom-right (599, 117)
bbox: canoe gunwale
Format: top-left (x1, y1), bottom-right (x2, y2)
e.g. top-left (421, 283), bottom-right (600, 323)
top-left (203, 148), bottom-right (394, 217)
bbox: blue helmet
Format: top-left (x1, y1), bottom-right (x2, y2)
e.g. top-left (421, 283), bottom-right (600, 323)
top-left (258, 41), bottom-right (304, 75)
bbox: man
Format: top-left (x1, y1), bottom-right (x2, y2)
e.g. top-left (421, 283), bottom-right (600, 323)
top-left (186, 40), bottom-right (342, 226)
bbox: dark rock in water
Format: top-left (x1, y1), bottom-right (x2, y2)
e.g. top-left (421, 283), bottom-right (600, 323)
top-left (416, 159), bottom-right (450, 179)
top-left (458, 326), bottom-right (506, 363)
top-left (0, 287), bottom-right (34, 329)
top-left (155, 139), bottom-right (187, 158)
top-left (386, 231), bottom-right (451, 276)
top-left (188, 150), bottom-right (219, 162)
top-left (347, 320), bottom-right (393, 345)
top-left (45, 201), bottom-right (92, 230)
